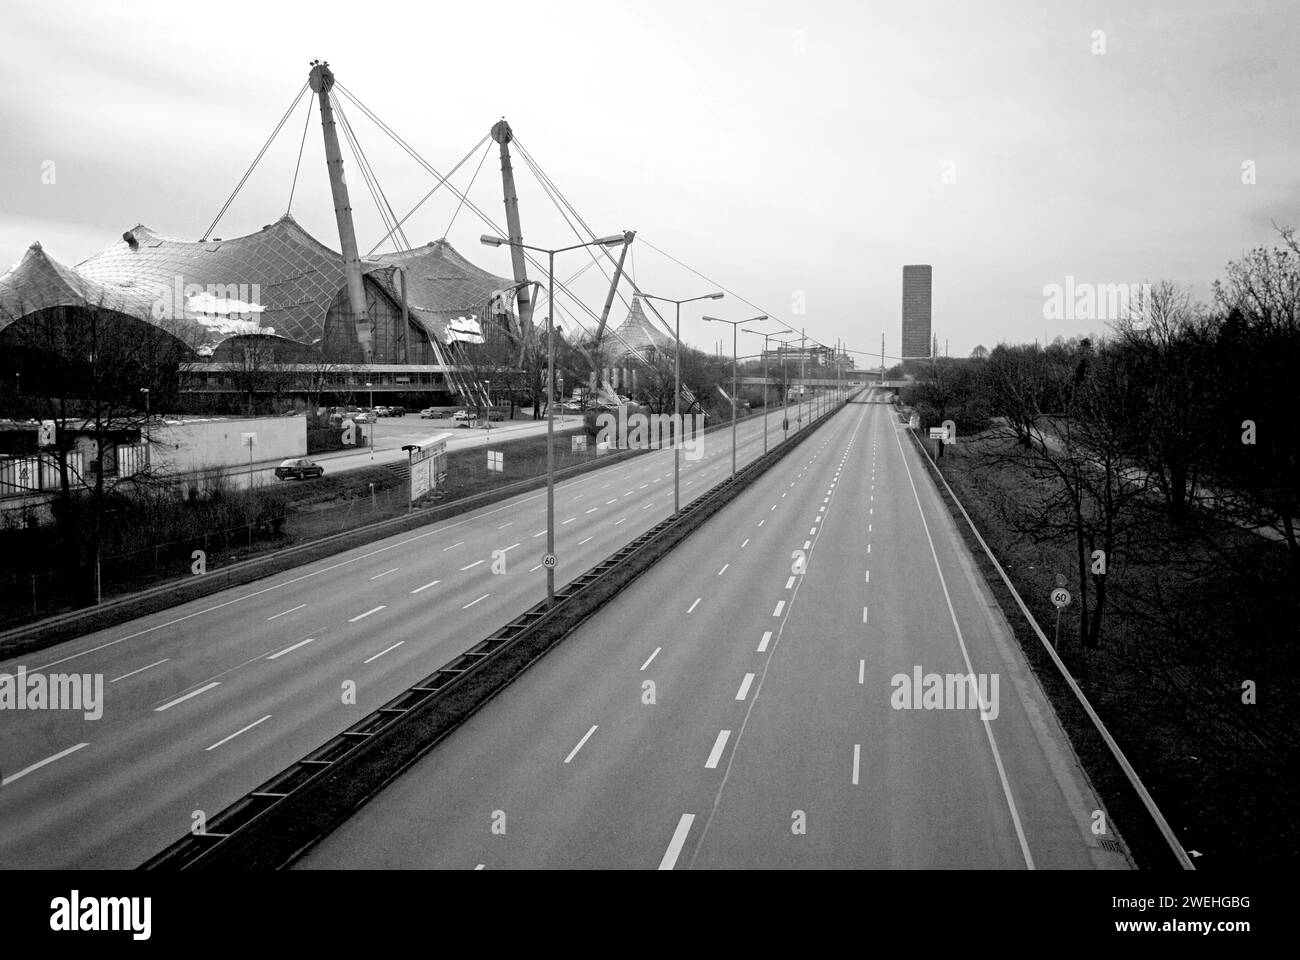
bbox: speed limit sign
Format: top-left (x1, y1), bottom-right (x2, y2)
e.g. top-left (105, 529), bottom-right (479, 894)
top-left (1051, 587), bottom-right (1071, 609)
top-left (542, 554), bottom-right (558, 569)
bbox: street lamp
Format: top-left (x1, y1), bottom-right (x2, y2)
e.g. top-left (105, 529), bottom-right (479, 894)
top-left (770, 331), bottom-right (799, 440)
top-left (482, 231), bottom-right (630, 608)
top-left (638, 291), bottom-right (724, 514)
top-left (740, 326), bottom-right (781, 455)
top-left (703, 314), bottom-right (766, 477)
top-left (365, 381), bottom-right (374, 459)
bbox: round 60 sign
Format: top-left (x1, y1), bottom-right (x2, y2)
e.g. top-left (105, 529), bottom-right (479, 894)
top-left (542, 554), bottom-right (558, 569)
top-left (1050, 587), bottom-right (1072, 609)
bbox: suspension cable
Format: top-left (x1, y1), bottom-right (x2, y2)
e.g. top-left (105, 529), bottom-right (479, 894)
top-left (203, 82), bottom-right (309, 240)
top-left (444, 139), bottom-right (492, 238)
top-left (286, 91), bottom-right (314, 216)
top-left (368, 133), bottom-right (490, 255)
top-left (332, 93), bottom-right (408, 251)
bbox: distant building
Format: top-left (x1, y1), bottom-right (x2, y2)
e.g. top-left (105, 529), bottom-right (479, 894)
top-left (902, 264), bottom-right (932, 359)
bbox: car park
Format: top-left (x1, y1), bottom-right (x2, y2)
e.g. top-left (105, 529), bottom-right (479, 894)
top-left (274, 457), bottom-right (325, 480)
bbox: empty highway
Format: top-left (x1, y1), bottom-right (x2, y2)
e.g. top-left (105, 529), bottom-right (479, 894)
top-left (299, 397), bottom-right (1129, 869)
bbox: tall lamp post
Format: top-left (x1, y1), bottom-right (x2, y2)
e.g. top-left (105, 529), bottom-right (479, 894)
top-left (740, 327), bottom-right (781, 455)
top-left (637, 291), bottom-right (723, 514)
top-left (771, 331), bottom-right (799, 441)
top-left (365, 380), bottom-right (374, 459)
top-left (482, 231), bottom-right (630, 608)
top-left (703, 314), bottom-right (766, 477)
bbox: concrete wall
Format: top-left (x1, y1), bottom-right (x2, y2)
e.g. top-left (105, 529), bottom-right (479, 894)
top-left (152, 416), bottom-right (306, 475)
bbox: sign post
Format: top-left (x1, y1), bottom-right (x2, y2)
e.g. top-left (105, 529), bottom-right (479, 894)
top-left (240, 432), bottom-right (257, 488)
top-left (1050, 586), bottom-right (1072, 648)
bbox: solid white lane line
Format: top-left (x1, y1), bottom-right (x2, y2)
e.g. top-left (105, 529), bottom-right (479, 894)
top-left (266, 636), bottom-right (315, 660)
top-left (1, 742), bottom-right (89, 786)
top-left (705, 730), bottom-right (732, 769)
top-left (658, 814), bottom-right (695, 870)
top-left (363, 641), bottom-right (404, 664)
top-left (772, 601), bottom-right (785, 616)
top-left (564, 724), bottom-right (598, 764)
top-left (349, 605), bottom-right (386, 622)
top-left (852, 743), bottom-right (861, 785)
top-left (370, 567), bottom-right (399, 580)
top-left (640, 647), bottom-right (661, 671)
top-left (266, 604), bottom-right (306, 621)
top-left (891, 403), bottom-right (1035, 869)
top-left (205, 714), bottom-right (272, 751)
top-left (155, 682), bottom-right (220, 712)
top-left (411, 579), bottom-right (441, 594)
top-left (735, 673), bottom-right (755, 701)
top-left (463, 594), bottom-right (490, 609)
top-left (460, 560), bottom-right (485, 571)
top-left (109, 658), bottom-right (169, 683)
top-left (687, 598), bottom-right (701, 613)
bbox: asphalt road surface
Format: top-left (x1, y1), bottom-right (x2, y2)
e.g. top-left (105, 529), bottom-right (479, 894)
top-left (0, 400), bottom-right (827, 868)
top-left (299, 397), bottom-right (1130, 870)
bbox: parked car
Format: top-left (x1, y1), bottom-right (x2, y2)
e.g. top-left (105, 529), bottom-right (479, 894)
top-left (374, 405), bottom-right (392, 417)
top-left (352, 412), bottom-right (376, 423)
top-left (452, 409), bottom-right (475, 421)
top-left (488, 410), bottom-right (505, 421)
top-left (419, 407), bottom-right (437, 419)
top-left (275, 457), bottom-right (324, 481)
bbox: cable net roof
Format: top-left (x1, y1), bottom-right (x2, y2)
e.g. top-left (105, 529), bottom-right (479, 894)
top-left (0, 216), bottom-right (515, 356)
top-left (606, 297), bottom-right (675, 358)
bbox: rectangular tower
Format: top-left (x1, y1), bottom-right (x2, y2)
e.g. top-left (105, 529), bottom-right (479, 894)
top-left (902, 264), bottom-right (932, 359)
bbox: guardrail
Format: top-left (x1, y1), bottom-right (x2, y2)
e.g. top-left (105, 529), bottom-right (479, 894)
top-left (141, 390), bottom-right (861, 869)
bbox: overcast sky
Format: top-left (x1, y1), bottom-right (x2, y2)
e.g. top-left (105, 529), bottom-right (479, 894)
top-left (1, 0), bottom-right (1297, 360)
